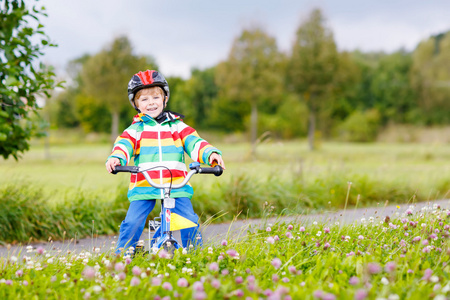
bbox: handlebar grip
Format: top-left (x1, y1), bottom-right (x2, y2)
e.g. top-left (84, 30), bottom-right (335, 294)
top-left (198, 165), bottom-right (223, 176)
top-left (112, 166), bottom-right (139, 174)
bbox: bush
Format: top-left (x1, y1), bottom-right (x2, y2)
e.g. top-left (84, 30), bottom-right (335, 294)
top-left (337, 109), bottom-right (381, 142)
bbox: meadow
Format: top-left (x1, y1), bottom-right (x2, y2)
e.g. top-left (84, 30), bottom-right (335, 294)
top-left (0, 203), bottom-right (449, 299)
top-left (0, 136), bottom-right (449, 243)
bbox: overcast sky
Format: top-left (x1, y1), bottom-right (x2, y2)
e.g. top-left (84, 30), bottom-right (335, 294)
top-left (39, 0), bottom-right (450, 79)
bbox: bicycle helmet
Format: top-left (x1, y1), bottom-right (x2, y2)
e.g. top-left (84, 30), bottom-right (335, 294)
top-left (127, 70), bottom-right (170, 111)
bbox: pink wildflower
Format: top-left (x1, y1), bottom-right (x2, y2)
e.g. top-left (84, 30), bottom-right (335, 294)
top-left (235, 276), bottom-right (243, 284)
top-left (118, 272), bottom-right (126, 280)
top-left (367, 263), bottom-right (381, 274)
top-left (272, 274), bottom-right (279, 282)
top-left (422, 268), bottom-right (433, 281)
top-left (271, 258), bottom-right (282, 269)
top-left (266, 237), bottom-right (275, 244)
top-left (82, 266), bottom-right (96, 280)
top-left (346, 251), bottom-right (355, 257)
top-left (412, 236), bottom-right (421, 242)
top-left (263, 289), bottom-right (273, 297)
top-left (221, 239), bottom-right (228, 246)
top-left (313, 290), bottom-right (324, 298)
top-left (385, 262), bottom-right (396, 273)
top-left (193, 281), bottom-right (204, 291)
top-left (226, 249), bottom-right (237, 257)
top-left (349, 276), bottom-right (359, 285)
top-left (194, 291), bottom-right (207, 300)
top-left (324, 242), bottom-right (330, 250)
top-left (158, 249), bottom-right (169, 259)
top-left (130, 277), bottom-right (141, 286)
top-left (300, 227), bottom-right (305, 232)
top-left (36, 247), bottom-right (44, 255)
top-left (114, 262), bottom-right (125, 272)
top-left (274, 235), bottom-right (280, 241)
top-left (152, 277), bottom-right (162, 286)
top-left (288, 265), bottom-right (296, 274)
top-left (211, 279), bottom-right (221, 289)
top-left (324, 227), bottom-right (330, 233)
top-left (287, 224), bottom-right (293, 230)
top-left (125, 257), bottom-right (132, 265)
top-left (162, 282), bottom-right (173, 291)
top-left (5, 280), bottom-right (12, 285)
top-left (221, 269), bottom-right (229, 275)
top-left (132, 266), bottom-right (141, 276)
top-left (358, 235), bottom-right (364, 240)
top-left (323, 294), bottom-right (336, 300)
top-left (247, 275), bottom-right (255, 283)
top-left (177, 278), bottom-right (189, 287)
top-left (234, 289), bottom-right (244, 297)
top-left (209, 262), bottom-right (219, 272)
top-left (282, 277), bottom-right (290, 283)
top-left (354, 289), bottom-right (368, 300)
top-left (286, 232), bottom-right (293, 238)
top-left (422, 240), bottom-right (429, 246)
top-left (15, 269), bottom-right (23, 277)
top-left (266, 227), bottom-right (272, 232)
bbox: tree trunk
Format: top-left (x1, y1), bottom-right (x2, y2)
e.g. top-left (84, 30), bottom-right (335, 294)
top-left (250, 102), bottom-right (258, 156)
top-left (111, 111), bottom-right (119, 143)
top-left (308, 110), bottom-right (316, 151)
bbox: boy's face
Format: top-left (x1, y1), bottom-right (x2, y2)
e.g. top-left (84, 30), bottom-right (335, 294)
top-left (136, 90), bottom-right (165, 118)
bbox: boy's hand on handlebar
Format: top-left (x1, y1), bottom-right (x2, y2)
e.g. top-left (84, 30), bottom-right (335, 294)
top-left (106, 158), bottom-right (121, 173)
top-left (209, 153), bottom-right (226, 170)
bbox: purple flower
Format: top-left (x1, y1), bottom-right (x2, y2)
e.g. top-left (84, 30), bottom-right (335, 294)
top-left (221, 269), bottom-right (229, 275)
top-left (323, 294), bottom-right (336, 300)
top-left (221, 239), bottom-right (228, 246)
top-left (272, 274), bottom-right (279, 282)
top-left (300, 227), bottom-right (305, 232)
top-left (287, 224), bottom-right (293, 230)
top-left (125, 257), bottom-right (132, 265)
top-left (412, 236), bottom-right (421, 242)
top-left (23, 280), bottom-right (28, 286)
top-left (385, 262), bottom-right (396, 273)
top-left (354, 289), bottom-right (368, 300)
top-left (132, 266), bottom-right (141, 276)
top-left (358, 235), bottom-right (364, 240)
top-left (226, 249), bottom-right (237, 258)
top-left (209, 262), bottom-right (219, 272)
top-left (367, 263), bottom-right (381, 274)
top-left (177, 278), bottom-right (189, 287)
top-left (82, 266), bottom-right (95, 280)
top-left (349, 276), bottom-right (359, 285)
top-left (235, 276), bottom-right (243, 284)
top-left (288, 265), bottom-right (296, 274)
top-left (115, 262), bottom-right (125, 272)
top-left (324, 242), bottom-right (330, 250)
top-left (324, 227), bottom-right (330, 233)
top-left (263, 289), bottom-right (273, 297)
top-left (266, 227), bottom-right (272, 232)
top-left (266, 237), bottom-right (275, 244)
top-left (274, 235), bottom-right (280, 241)
top-left (118, 272), bottom-right (126, 280)
top-left (36, 247), bottom-right (44, 255)
top-left (405, 209), bottom-right (413, 215)
top-left (15, 269), bottom-right (23, 277)
top-left (422, 240), bottom-right (429, 246)
top-left (271, 258), bottom-right (282, 269)
top-left (422, 247), bottom-right (431, 253)
top-left (162, 282), bottom-right (173, 291)
top-left (247, 275), bottom-right (255, 283)
top-left (282, 277), bottom-right (290, 283)
top-left (346, 251), bottom-right (355, 257)
top-left (407, 269), bottom-right (413, 274)
top-left (286, 232), bottom-right (293, 238)
top-left (130, 276), bottom-right (141, 286)
top-left (5, 280), bottom-right (12, 285)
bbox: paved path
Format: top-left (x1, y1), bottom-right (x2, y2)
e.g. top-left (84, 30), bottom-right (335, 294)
top-left (1, 199), bottom-right (449, 258)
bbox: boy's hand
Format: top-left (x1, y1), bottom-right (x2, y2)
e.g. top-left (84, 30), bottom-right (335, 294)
top-left (209, 153), bottom-right (226, 170)
top-left (106, 158), bottom-right (121, 173)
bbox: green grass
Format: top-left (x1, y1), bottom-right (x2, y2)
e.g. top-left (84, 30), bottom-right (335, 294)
top-left (0, 139), bottom-right (449, 242)
top-left (0, 204), bottom-right (449, 299)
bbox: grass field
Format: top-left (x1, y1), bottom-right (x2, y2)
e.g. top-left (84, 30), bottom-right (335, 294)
top-left (1, 139), bottom-right (449, 205)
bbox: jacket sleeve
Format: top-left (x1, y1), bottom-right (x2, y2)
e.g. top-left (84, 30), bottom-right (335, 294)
top-left (178, 121), bottom-right (221, 165)
top-left (107, 125), bottom-right (137, 166)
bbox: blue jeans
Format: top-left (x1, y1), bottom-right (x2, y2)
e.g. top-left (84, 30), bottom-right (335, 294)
top-left (115, 197), bottom-right (202, 254)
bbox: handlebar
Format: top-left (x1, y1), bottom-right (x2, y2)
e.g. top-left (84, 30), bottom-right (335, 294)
top-left (112, 165), bottom-right (223, 190)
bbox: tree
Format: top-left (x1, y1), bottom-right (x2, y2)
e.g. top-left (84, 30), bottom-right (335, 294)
top-left (0, 0), bottom-right (59, 159)
top-left (79, 36), bottom-right (156, 141)
top-left (411, 32), bottom-right (450, 124)
top-left (216, 27), bottom-right (283, 154)
top-left (288, 8), bottom-right (339, 150)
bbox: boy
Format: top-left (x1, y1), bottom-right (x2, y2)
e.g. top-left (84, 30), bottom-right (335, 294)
top-left (105, 70), bottom-right (225, 254)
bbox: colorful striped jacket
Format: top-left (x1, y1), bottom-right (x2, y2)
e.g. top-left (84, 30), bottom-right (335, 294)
top-left (108, 112), bottom-right (222, 201)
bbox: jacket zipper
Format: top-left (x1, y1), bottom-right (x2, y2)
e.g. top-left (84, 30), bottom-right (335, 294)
top-left (157, 123), bottom-right (164, 199)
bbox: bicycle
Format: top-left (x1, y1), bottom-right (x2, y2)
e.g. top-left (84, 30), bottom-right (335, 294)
top-left (112, 162), bottom-right (223, 256)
